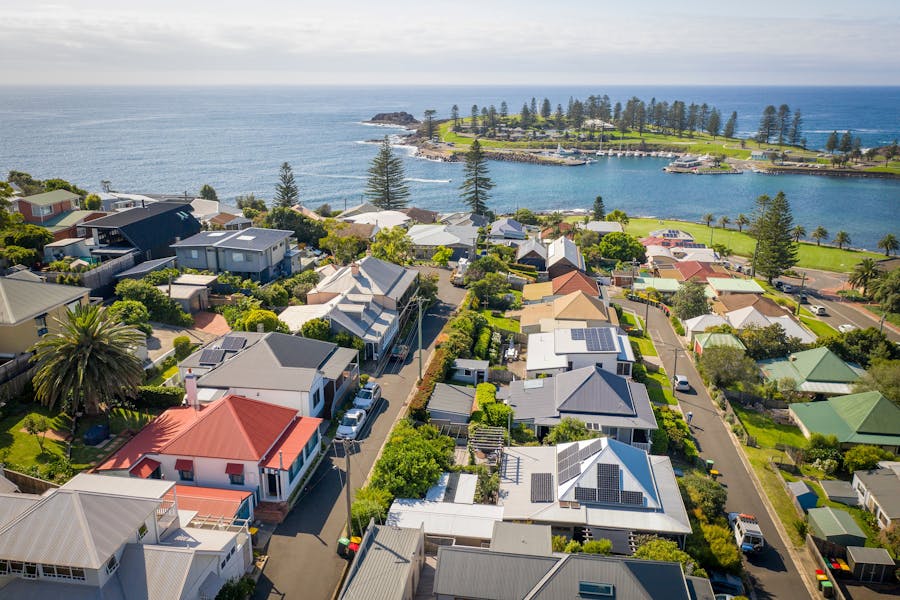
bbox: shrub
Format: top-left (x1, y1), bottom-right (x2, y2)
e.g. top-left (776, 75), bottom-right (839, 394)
top-left (634, 539), bottom-right (707, 578)
top-left (115, 279), bottom-right (193, 326)
top-left (843, 445), bottom-right (894, 473)
top-left (360, 374), bottom-right (370, 386)
top-left (242, 309), bottom-right (288, 333)
top-left (136, 385), bottom-right (184, 409)
top-left (370, 422), bottom-right (454, 499)
top-left (173, 336), bottom-right (193, 361)
top-left (473, 326), bottom-right (492, 360)
top-left (670, 314), bottom-right (685, 336)
top-left (350, 486), bottom-right (393, 536)
top-left (563, 540), bottom-right (583, 553)
top-left (686, 521), bottom-right (743, 574)
top-left (215, 576), bottom-right (255, 600)
top-left (252, 283), bottom-right (289, 307)
top-left (582, 539), bottom-right (613, 555)
top-left (551, 535), bottom-right (568, 552)
top-left (651, 427), bottom-right (669, 455)
top-left (682, 474), bottom-right (727, 521)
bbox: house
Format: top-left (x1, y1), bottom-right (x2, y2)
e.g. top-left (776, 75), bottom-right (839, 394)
top-left (540, 222), bottom-right (575, 241)
top-left (499, 438), bottom-right (692, 548)
top-left (0, 474), bottom-right (251, 599)
top-left (450, 358), bottom-right (489, 385)
top-left (84, 201), bottom-right (201, 261)
top-left (401, 207), bottom-right (440, 224)
top-left (853, 464), bottom-right (900, 530)
top-left (504, 366), bottom-right (655, 448)
top-left (97, 393), bottom-right (323, 508)
top-left (760, 347), bottom-right (862, 395)
top-left (584, 220), bottom-right (624, 236)
top-left (791, 392), bottom-right (900, 453)
top-left (433, 540), bottom-right (713, 600)
top-left (525, 326), bottom-right (635, 378)
top-left (440, 211), bottom-right (490, 228)
top-left (208, 212), bottom-right (252, 230)
top-left (43, 237), bottom-right (92, 262)
top-left (714, 293), bottom-right (785, 317)
top-left (648, 228), bottom-right (694, 242)
top-left (646, 245), bottom-right (719, 269)
top-left (706, 277), bottom-right (765, 296)
top-left (673, 261), bottom-right (725, 283)
top-left (682, 313), bottom-right (728, 340)
top-left (632, 276), bottom-right (682, 297)
top-left (332, 222), bottom-right (378, 242)
top-left (516, 291), bottom-right (616, 334)
top-left (489, 217), bottom-right (527, 240)
top-left (0, 278), bottom-right (90, 355)
top-left (515, 238), bottom-right (547, 271)
top-left (723, 307), bottom-right (816, 343)
top-left (342, 210), bottom-right (410, 230)
top-left (427, 383), bottom-right (476, 425)
top-left (787, 480), bottom-right (819, 512)
top-left (693, 332), bottom-right (746, 357)
top-left (807, 507), bottom-right (867, 548)
top-left (290, 204), bottom-right (327, 221)
top-left (307, 256), bottom-right (418, 313)
top-left (546, 237), bottom-right (586, 279)
top-left (13, 189), bottom-right (79, 224)
top-left (339, 201), bottom-right (381, 219)
top-left (40, 209), bottom-right (108, 241)
top-left (171, 227), bottom-right (295, 283)
top-left (178, 332), bottom-right (360, 418)
top-left (523, 270), bottom-right (601, 304)
top-left (338, 521), bottom-right (425, 600)
top-left (407, 224), bottom-right (479, 261)
top-left (611, 270), bottom-right (635, 288)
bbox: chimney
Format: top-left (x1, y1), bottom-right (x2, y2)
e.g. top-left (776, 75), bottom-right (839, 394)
top-left (185, 371), bottom-right (199, 410)
top-left (351, 262), bottom-right (360, 276)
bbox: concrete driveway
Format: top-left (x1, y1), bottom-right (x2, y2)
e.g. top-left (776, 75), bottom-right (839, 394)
top-left (253, 267), bottom-right (465, 600)
top-left (620, 298), bottom-right (814, 600)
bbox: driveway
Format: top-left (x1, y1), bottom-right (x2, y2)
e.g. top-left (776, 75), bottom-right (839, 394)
top-left (620, 298), bottom-right (813, 600)
top-left (253, 267), bottom-right (466, 600)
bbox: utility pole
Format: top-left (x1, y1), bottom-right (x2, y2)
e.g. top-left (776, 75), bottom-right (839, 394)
top-left (417, 297), bottom-right (424, 382)
top-left (796, 271), bottom-right (807, 316)
top-left (671, 349), bottom-right (680, 394)
top-left (644, 297), bottom-right (650, 332)
top-left (342, 439), bottom-right (353, 536)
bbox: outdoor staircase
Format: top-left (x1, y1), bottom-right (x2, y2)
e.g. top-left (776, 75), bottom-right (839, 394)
top-left (254, 501), bottom-right (290, 524)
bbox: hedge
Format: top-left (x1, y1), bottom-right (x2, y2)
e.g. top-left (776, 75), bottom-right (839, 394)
top-left (136, 385), bottom-right (185, 409)
top-left (473, 326), bottom-right (492, 359)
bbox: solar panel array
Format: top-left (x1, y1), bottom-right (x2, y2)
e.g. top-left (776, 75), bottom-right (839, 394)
top-left (531, 473), bottom-right (554, 503)
top-left (220, 336), bottom-right (247, 351)
top-left (557, 444), bottom-right (581, 483)
top-left (571, 329), bottom-right (586, 340)
top-left (578, 438), bottom-right (605, 462)
top-left (620, 490), bottom-right (645, 506)
top-left (574, 487), bottom-right (597, 503)
top-left (198, 348), bottom-right (226, 365)
top-left (584, 328), bottom-right (616, 352)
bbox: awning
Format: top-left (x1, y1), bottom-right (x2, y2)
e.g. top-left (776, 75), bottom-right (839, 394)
top-left (174, 459), bottom-right (194, 472)
top-left (129, 457), bottom-right (161, 478)
top-left (225, 463), bottom-right (244, 476)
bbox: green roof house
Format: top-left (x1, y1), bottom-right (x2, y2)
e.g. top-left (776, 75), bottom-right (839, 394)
top-left (807, 507), bottom-right (867, 548)
top-left (758, 347), bottom-right (862, 396)
top-left (790, 392), bottom-right (900, 452)
top-left (693, 332), bottom-right (746, 357)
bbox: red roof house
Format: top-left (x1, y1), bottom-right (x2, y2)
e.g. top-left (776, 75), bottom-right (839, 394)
top-left (674, 261), bottom-right (720, 283)
top-left (552, 270), bottom-right (600, 296)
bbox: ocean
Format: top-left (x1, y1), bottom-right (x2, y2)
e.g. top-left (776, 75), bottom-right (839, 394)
top-left (0, 85), bottom-right (898, 250)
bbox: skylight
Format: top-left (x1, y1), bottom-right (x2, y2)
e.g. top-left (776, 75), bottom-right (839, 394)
top-left (208, 232), bottom-right (227, 237)
top-left (237, 235), bottom-right (256, 240)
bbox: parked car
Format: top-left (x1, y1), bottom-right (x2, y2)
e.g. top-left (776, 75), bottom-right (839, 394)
top-left (782, 283), bottom-right (794, 293)
top-left (838, 323), bottom-right (858, 334)
top-left (336, 408), bottom-right (367, 440)
top-left (774, 281), bottom-right (784, 290)
top-left (810, 305), bottom-right (827, 316)
top-left (708, 571), bottom-right (745, 597)
top-left (795, 293), bottom-right (808, 304)
top-left (353, 382), bottom-right (382, 410)
top-left (673, 374), bottom-right (691, 392)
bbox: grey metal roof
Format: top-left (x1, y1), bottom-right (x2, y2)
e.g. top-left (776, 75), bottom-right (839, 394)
top-left (685, 576), bottom-right (717, 600)
top-left (0, 578), bottom-right (122, 600)
top-left (86, 201), bottom-right (191, 228)
top-left (171, 227), bottom-right (293, 251)
top-left (0, 493), bottom-right (40, 528)
top-left (490, 522), bottom-right (552, 556)
top-left (516, 238), bottom-right (547, 261)
top-left (312, 256), bottom-right (418, 302)
top-left (453, 358), bottom-right (489, 371)
top-left (428, 384), bottom-right (476, 418)
top-left (114, 256), bottom-right (177, 279)
top-left (854, 468), bottom-right (900, 519)
top-left (847, 545), bottom-right (895, 565)
top-left (546, 237), bottom-right (585, 270)
top-left (819, 479), bottom-right (857, 503)
top-left (0, 489), bottom-right (159, 568)
top-left (433, 546), bottom-right (559, 600)
top-left (339, 524), bottom-right (423, 600)
top-left (490, 218), bottom-right (526, 238)
top-left (322, 347), bottom-right (360, 380)
top-left (787, 480), bottom-right (816, 499)
top-left (0, 278), bottom-right (88, 325)
top-left (117, 543), bottom-right (217, 600)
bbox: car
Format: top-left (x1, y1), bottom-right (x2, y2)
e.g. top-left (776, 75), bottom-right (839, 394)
top-left (335, 408), bottom-right (367, 440)
top-left (810, 304), bottom-right (827, 316)
top-left (708, 571), bottom-right (745, 597)
top-left (353, 382), bottom-right (381, 410)
top-left (673, 374), bottom-right (691, 392)
top-left (838, 323), bottom-right (858, 334)
top-left (795, 293), bottom-right (808, 304)
top-left (728, 512), bottom-right (765, 553)
top-left (774, 280), bottom-right (783, 290)
top-left (782, 283), bottom-right (794, 293)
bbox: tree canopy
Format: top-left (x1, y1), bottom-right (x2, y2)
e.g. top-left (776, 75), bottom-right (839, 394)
top-left (460, 139), bottom-right (494, 215)
top-left (698, 345), bottom-right (759, 388)
top-left (750, 192), bottom-right (798, 282)
top-left (597, 232), bottom-right (645, 263)
top-left (370, 226), bottom-right (412, 265)
top-left (262, 207), bottom-right (326, 248)
top-left (671, 281), bottom-right (708, 320)
top-left (274, 162), bottom-right (299, 208)
top-left (544, 417), bottom-right (596, 445)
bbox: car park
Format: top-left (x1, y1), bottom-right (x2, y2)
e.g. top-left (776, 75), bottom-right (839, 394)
top-left (810, 305), bottom-right (827, 316)
top-left (352, 382), bottom-right (381, 410)
top-left (674, 374), bottom-right (691, 392)
top-left (838, 323), bottom-right (858, 334)
top-left (335, 408), bottom-right (367, 440)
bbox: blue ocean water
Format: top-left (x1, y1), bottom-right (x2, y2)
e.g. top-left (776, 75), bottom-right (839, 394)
top-left (0, 86), bottom-right (898, 250)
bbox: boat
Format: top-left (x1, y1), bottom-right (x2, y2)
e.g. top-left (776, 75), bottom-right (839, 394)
top-left (556, 144), bottom-right (577, 156)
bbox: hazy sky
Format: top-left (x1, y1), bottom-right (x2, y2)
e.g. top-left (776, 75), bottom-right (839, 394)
top-left (2, 0), bottom-right (898, 85)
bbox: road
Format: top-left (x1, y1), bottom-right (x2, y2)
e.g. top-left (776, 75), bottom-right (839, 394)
top-left (254, 268), bottom-right (466, 600)
top-left (621, 298), bottom-right (813, 600)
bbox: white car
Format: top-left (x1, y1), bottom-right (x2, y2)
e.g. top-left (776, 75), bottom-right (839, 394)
top-left (782, 284), bottom-right (794, 293)
top-left (674, 374), bottom-right (691, 392)
top-left (838, 323), bottom-right (858, 334)
top-left (353, 382), bottom-right (381, 410)
top-left (810, 305), bottom-right (827, 316)
top-left (336, 408), bottom-right (367, 440)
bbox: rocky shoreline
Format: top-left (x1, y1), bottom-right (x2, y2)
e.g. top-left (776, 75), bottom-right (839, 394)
top-left (364, 111), bottom-right (420, 127)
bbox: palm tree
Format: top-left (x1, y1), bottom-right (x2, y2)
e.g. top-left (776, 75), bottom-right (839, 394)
top-left (811, 226), bottom-right (828, 246)
top-left (718, 215), bottom-right (731, 229)
top-left (735, 214), bottom-right (750, 233)
top-left (834, 231), bottom-right (851, 250)
top-left (848, 258), bottom-right (880, 297)
top-left (877, 233), bottom-right (899, 257)
top-left (31, 304), bottom-right (145, 416)
top-left (702, 213), bottom-right (714, 227)
top-left (791, 225), bottom-right (807, 243)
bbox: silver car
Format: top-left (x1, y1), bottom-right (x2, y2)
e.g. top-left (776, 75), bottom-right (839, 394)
top-left (336, 408), bottom-right (367, 440)
top-left (674, 374), bottom-right (691, 392)
top-left (353, 382), bottom-right (381, 410)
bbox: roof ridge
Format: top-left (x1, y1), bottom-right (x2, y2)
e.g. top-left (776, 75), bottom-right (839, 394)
top-left (523, 553), bottom-right (569, 599)
top-left (72, 490), bottom-right (103, 568)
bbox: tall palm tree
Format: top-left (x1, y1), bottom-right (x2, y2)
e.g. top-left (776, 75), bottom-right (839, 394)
top-left (877, 233), bottom-right (899, 257)
top-left (718, 215), bottom-right (731, 229)
top-left (31, 304), bottom-right (145, 416)
top-left (702, 213), bottom-right (714, 227)
top-left (848, 258), bottom-right (880, 297)
top-left (735, 214), bottom-right (750, 233)
top-left (811, 226), bottom-right (828, 246)
top-left (791, 225), bottom-right (807, 243)
top-left (834, 231), bottom-right (851, 250)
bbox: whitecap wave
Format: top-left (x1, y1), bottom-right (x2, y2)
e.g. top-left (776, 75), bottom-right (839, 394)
top-left (404, 178), bottom-right (451, 184)
top-left (357, 121), bottom-right (414, 129)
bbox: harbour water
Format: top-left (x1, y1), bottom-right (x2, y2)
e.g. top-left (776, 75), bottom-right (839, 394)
top-left (1, 85), bottom-right (898, 250)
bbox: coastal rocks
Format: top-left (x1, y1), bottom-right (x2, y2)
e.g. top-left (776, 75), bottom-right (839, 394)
top-left (366, 112), bottom-right (420, 127)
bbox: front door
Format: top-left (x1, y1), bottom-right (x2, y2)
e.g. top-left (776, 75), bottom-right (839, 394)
top-left (267, 472), bottom-right (280, 499)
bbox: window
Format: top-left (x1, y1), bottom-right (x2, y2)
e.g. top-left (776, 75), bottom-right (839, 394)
top-left (179, 469), bottom-right (194, 482)
top-left (229, 473), bottom-right (245, 486)
top-left (66, 299), bottom-right (81, 312)
top-left (288, 451), bottom-right (305, 483)
top-left (32, 204), bottom-right (52, 217)
top-left (0, 561), bottom-right (7, 575)
top-left (106, 555), bottom-right (119, 575)
top-left (616, 362), bottom-right (631, 376)
top-left (8, 561), bottom-right (24, 574)
top-left (35, 314), bottom-right (48, 337)
top-left (578, 581), bottom-right (614, 598)
top-left (71, 568), bottom-right (85, 580)
top-left (305, 431), bottom-right (319, 458)
top-left (232, 252), bottom-right (245, 262)
top-left (595, 362), bottom-right (603, 370)
top-left (311, 388), bottom-right (322, 413)
top-left (138, 523), bottom-right (149, 540)
top-left (190, 249), bottom-right (199, 259)
top-left (463, 369), bottom-right (471, 376)
top-left (23, 563), bottom-right (37, 579)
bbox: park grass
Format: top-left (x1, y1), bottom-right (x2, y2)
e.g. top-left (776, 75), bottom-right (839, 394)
top-left (624, 218), bottom-right (882, 272)
top-left (732, 404), bottom-right (807, 449)
top-left (799, 315), bottom-right (838, 339)
top-left (744, 446), bottom-right (805, 546)
top-left (479, 309), bottom-right (520, 332)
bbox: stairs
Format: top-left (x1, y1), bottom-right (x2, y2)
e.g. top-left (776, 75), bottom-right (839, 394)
top-left (254, 501), bottom-right (290, 524)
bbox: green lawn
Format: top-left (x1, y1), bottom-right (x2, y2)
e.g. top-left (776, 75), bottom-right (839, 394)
top-left (645, 367), bottom-right (678, 405)
top-left (630, 334), bottom-right (658, 357)
top-left (732, 404), bottom-right (807, 449)
top-left (866, 304), bottom-right (900, 328)
top-left (744, 447), bottom-right (805, 546)
top-left (799, 315), bottom-right (838, 339)
top-left (625, 218), bottom-right (882, 273)
top-left (479, 309), bottom-right (520, 332)
top-left (146, 363), bottom-right (179, 386)
top-left (618, 310), bottom-right (637, 328)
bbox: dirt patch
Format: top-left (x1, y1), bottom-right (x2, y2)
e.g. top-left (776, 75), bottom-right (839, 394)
top-left (19, 427), bottom-right (68, 442)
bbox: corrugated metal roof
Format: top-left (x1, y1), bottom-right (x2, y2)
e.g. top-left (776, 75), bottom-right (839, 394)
top-left (339, 524), bottom-right (423, 600)
top-left (428, 383), bottom-right (476, 418)
top-left (116, 544), bottom-right (215, 600)
top-left (0, 278), bottom-right (88, 325)
top-left (433, 546), bottom-right (558, 600)
top-left (18, 189), bottom-right (80, 207)
top-left (807, 507), bottom-right (866, 542)
top-left (490, 522), bottom-right (552, 556)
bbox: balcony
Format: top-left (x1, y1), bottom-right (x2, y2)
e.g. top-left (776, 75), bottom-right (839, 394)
top-left (630, 441), bottom-right (652, 453)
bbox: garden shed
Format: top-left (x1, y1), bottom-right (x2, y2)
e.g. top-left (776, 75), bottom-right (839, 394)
top-left (451, 359), bottom-right (489, 385)
top-left (787, 480), bottom-right (819, 512)
top-left (847, 546), bottom-right (895, 583)
top-left (808, 507), bottom-right (867, 548)
top-left (427, 383), bottom-right (476, 425)
top-left (819, 480), bottom-right (858, 507)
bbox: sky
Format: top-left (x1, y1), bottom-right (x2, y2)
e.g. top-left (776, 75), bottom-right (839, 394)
top-left (1, 0), bottom-right (898, 86)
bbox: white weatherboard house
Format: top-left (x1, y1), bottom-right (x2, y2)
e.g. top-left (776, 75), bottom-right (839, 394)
top-left (0, 474), bottom-right (251, 599)
top-left (526, 326), bottom-right (634, 378)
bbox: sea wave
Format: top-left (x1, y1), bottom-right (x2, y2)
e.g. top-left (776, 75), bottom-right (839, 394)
top-left (356, 121), bottom-right (412, 129)
top-left (404, 177), bottom-right (451, 184)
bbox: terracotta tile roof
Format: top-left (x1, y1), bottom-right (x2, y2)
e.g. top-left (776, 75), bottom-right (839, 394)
top-left (674, 261), bottom-right (719, 282)
top-left (173, 484), bottom-right (252, 520)
top-left (715, 294), bottom-right (786, 317)
top-left (552, 270), bottom-right (599, 296)
top-left (98, 407), bottom-right (199, 471)
top-left (263, 416), bottom-right (322, 470)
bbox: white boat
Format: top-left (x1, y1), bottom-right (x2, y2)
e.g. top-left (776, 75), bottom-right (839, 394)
top-left (556, 144), bottom-right (577, 156)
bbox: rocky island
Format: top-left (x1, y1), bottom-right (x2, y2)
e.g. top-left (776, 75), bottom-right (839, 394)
top-left (365, 112), bottom-right (420, 127)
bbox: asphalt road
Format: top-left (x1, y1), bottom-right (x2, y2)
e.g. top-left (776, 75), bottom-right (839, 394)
top-left (253, 268), bottom-right (466, 600)
top-left (621, 298), bottom-right (813, 600)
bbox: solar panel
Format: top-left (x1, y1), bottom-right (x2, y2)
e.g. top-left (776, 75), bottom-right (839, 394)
top-left (584, 328), bottom-right (616, 352)
top-left (574, 487), bottom-right (597, 503)
top-left (198, 349), bottom-right (226, 365)
top-left (559, 463), bottom-right (581, 484)
top-left (620, 491), bottom-right (644, 506)
top-left (578, 438), bottom-right (604, 462)
top-left (220, 336), bottom-right (247, 351)
top-left (597, 463), bottom-right (620, 494)
top-left (571, 329), bottom-right (585, 340)
top-left (531, 473), bottom-right (554, 503)
top-left (596, 487), bottom-right (620, 504)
